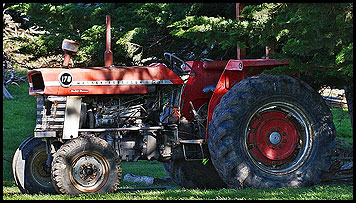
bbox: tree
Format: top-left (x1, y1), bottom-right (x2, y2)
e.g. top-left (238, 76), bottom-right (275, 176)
top-left (6, 3), bottom-right (236, 67)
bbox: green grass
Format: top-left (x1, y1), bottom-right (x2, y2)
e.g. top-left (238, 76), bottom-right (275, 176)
top-left (2, 185), bottom-right (353, 200)
top-left (330, 108), bottom-right (353, 143)
top-left (2, 82), bottom-right (353, 200)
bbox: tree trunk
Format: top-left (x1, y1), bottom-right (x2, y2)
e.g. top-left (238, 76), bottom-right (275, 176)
top-left (344, 84), bottom-right (353, 136)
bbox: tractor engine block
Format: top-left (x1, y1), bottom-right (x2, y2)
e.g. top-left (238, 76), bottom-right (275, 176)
top-left (35, 85), bottom-right (182, 162)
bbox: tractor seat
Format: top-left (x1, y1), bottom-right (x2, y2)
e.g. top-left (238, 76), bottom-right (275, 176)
top-left (202, 82), bottom-right (217, 94)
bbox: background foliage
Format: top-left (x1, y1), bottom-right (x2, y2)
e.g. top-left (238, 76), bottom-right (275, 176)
top-left (5, 3), bottom-right (237, 67)
top-left (169, 3), bottom-right (353, 89)
top-left (5, 3), bottom-right (352, 88)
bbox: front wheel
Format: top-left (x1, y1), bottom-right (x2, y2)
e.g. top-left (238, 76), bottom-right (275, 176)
top-left (51, 135), bottom-right (122, 194)
top-left (208, 74), bottom-right (336, 188)
top-left (12, 137), bottom-right (57, 194)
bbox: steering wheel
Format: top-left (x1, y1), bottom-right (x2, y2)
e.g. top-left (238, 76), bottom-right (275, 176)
top-left (164, 52), bottom-right (196, 77)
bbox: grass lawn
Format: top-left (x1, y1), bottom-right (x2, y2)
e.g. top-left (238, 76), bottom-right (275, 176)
top-left (2, 82), bottom-right (353, 200)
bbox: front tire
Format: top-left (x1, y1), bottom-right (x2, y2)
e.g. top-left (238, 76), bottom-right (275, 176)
top-left (12, 137), bottom-right (57, 194)
top-left (51, 135), bottom-right (122, 194)
top-left (208, 74), bottom-right (335, 188)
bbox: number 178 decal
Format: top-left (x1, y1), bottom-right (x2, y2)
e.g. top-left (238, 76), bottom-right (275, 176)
top-left (58, 72), bottom-right (73, 87)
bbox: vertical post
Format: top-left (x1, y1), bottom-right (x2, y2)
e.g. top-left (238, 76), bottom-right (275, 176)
top-left (104, 15), bottom-right (113, 67)
top-left (61, 39), bottom-right (79, 68)
top-left (236, 3), bottom-right (246, 59)
top-left (62, 53), bottom-right (71, 67)
top-left (265, 45), bottom-right (275, 59)
top-left (265, 13), bottom-right (275, 59)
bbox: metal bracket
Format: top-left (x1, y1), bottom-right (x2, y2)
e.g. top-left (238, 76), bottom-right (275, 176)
top-left (63, 96), bottom-right (82, 139)
top-left (180, 139), bottom-right (205, 161)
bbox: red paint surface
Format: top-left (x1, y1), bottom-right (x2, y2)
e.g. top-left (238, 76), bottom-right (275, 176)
top-left (28, 63), bottom-right (183, 95)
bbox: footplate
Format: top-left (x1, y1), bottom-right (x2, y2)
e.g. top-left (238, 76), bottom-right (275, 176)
top-left (179, 139), bottom-right (205, 161)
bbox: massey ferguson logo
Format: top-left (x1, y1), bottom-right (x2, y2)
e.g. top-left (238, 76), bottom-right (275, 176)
top-left (58, 72), bottom-right (73, 87)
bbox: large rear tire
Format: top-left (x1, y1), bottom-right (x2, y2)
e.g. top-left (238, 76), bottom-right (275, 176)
top-left (208, 74), bottom-right (335, 188)
top-left (51, 135), bottom-right (122, 194)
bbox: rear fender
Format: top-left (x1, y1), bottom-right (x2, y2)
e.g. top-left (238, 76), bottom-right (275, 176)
top-left (205, 59), bottom-right (289, 141)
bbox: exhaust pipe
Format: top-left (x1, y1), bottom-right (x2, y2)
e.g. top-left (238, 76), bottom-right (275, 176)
top-left (104, 15), bottom-right (113, 67)
top-left (62, 39), bottom-right (79, 68)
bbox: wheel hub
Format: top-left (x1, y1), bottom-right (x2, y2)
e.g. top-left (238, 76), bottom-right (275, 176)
top-left (79, 163), bottom-right (98, 182)
top-left (269, 131), bottom-right (281, 145)
top-left (70, 152), bottom-right (109, 192)
top-left (248, 111), bottom-right (299, 162)
top-left (31, 149), bottom-right (52, 188)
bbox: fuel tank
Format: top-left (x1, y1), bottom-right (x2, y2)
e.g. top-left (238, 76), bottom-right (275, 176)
top-left (28, 63), bottom-right (183, 95)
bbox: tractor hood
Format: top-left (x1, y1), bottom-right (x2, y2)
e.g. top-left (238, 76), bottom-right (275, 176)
top-left (28, 63), bottom-right (183, 95)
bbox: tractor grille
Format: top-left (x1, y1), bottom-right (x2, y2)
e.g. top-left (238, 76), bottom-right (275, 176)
top-left (35, 96), bottom-right (66, 137)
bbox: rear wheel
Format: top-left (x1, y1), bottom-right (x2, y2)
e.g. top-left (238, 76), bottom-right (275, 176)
top-left (208, 74), bottom-right (335, 188)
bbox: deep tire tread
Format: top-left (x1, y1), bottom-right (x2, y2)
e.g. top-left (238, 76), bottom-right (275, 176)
top-left (51, 135), bottom-right (122, 194)
top-left (208, 74), bottom-right (336, 189)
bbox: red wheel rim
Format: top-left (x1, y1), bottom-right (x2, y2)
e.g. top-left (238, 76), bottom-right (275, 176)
top-left (247, 111), bottom-right (299, 165)
top-left (245, 101), bottom-right (312, 174)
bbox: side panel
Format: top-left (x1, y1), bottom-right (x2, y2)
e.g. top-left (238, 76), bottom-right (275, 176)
top-left (180, 61), bottom-right (226, 120)
top-left (62, 96), bottom-right (82, 139)
top-left (28, 63), bottom-right (183, 96)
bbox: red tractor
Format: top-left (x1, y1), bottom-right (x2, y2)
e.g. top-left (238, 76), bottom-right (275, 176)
top-left (12, 15), bottom-right (335, 195)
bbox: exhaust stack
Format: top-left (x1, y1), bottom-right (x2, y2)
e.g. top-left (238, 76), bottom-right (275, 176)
top-left (61, 39), bottom-right (79, 68)
top-left (104, 15), bottom-right (113, 67)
